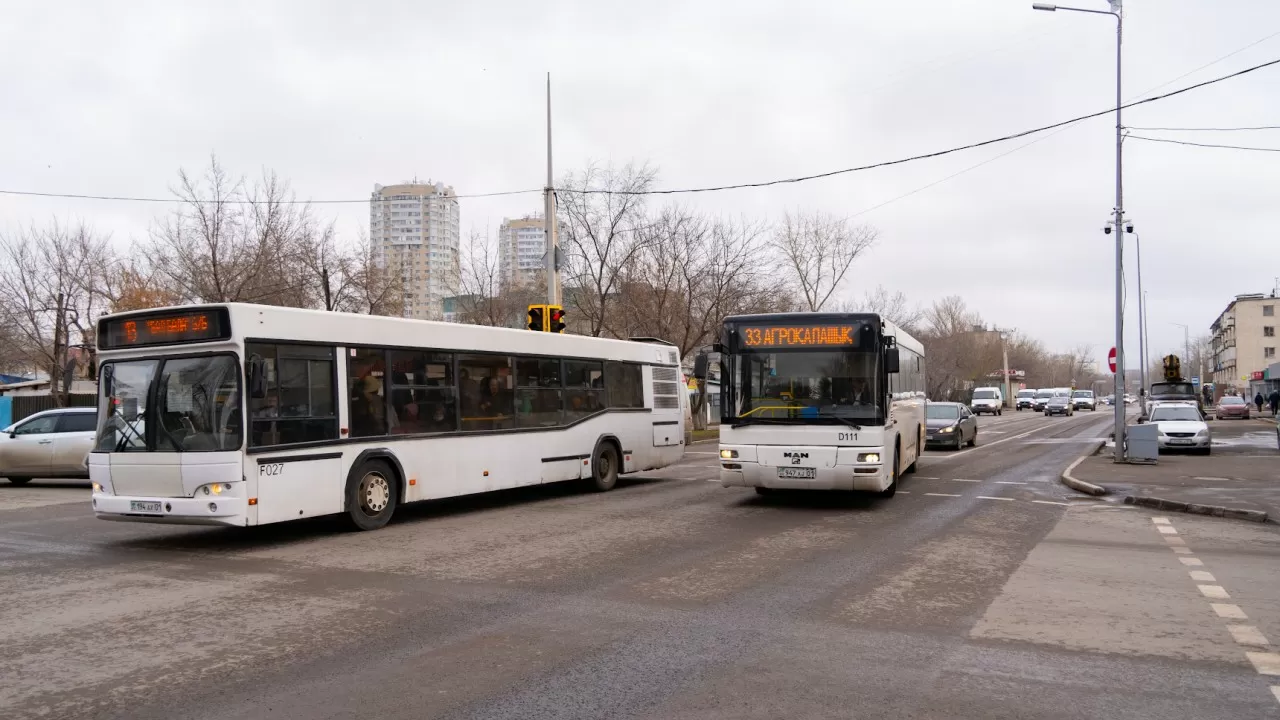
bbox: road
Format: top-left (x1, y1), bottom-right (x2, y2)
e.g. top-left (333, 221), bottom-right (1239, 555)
top-left (3, 408), bottom-right (1278, 719)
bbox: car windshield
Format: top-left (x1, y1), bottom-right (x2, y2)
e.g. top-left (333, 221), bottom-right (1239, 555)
top-left (1072, 391), bottom-right (1092, 398)
top-left (972, 389), bottom-right (997, 400)
top-left (1152, 383), bottom-right (1195, 396)
top-left (727, 349), bottom-right (881, 424)
top-left (1150, 407), bottom-right (1201, 422)
top-left (1220, 397), bottom-right (1245, 405)
top-left (1017, 391), bottom-right (1035, 398)
top-left (1035, 391), bottom-right (1053, 399)
top-left (926, 404), bottom-right (960, 420)
top-left (1049, 396), bottom-right (1067, 404)
top-left (96, 355), bottom-right (242, 452)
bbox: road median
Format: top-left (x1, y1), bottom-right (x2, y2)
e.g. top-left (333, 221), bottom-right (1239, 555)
top-left (1058, 439), bottom-right (1109, 496)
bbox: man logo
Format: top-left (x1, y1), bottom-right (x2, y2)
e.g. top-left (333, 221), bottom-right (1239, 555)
top-left (782, 451), bottom-right (809, 465)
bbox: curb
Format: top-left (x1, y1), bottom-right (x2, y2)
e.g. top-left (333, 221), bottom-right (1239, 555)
top-left (1059, 439), bottom-right (1109, 496)
top-left (1123, 495), bottom-right (1269, 523)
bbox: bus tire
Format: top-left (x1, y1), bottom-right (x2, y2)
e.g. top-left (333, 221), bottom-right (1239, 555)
top-left (879, 447), bottom-right (899, 498)
top-left (586, 441), bottom-right (620, 492)
top-left (6, 476), bottom-right (32, 486)
top-left (754, 486), bottom-right (775, 496)
top-left (345, 459), bottom-right (398, 531)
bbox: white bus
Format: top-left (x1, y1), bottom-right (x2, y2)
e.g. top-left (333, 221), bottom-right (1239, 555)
top-left (703, 312), bottom-right (926, 497)
top-left (89, 303), bottom-right (687, 531)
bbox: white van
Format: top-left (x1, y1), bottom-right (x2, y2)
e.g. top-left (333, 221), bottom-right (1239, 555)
top-left (970, 387), bottom-right (1003, 416)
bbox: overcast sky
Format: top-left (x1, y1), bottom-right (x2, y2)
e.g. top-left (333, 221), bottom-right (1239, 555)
top-left (3, 0), bottom-right (1278, 371)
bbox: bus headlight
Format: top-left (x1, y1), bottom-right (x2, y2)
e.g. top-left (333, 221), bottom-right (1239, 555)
top-left (720, 449), bottom-right (738, 459)
top-left (857, 453), bottom-right (880, 463)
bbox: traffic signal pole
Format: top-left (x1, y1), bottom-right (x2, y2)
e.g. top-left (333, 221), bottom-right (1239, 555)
top-left (544, 72), bottom-right (560, 308)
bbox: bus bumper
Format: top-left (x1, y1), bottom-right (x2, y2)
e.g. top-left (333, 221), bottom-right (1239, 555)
top-left (720, 462), bottom-right (890, 493)
top-left (92, 493), bottom-right (248, 527)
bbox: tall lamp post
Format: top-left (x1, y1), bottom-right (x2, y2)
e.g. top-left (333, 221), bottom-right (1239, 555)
top-left (1172, 322), bottom-right (1191, 379)
top-left (1033, 0), bottom-right (1127, 461)
top-left (1135, 233), bottom-right (1146, 401)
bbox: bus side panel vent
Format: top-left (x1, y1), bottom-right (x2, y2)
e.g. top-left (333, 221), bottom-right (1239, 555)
top-left (653, 396), bottom-right (679, 410)
top-left (652, 367), bottom-right (679, 382)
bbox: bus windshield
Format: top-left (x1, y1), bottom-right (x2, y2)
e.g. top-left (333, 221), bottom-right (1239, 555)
top-left (726, 349), bottom-right (881, 425)
top-left (96, 355), bottom-right (243, 452)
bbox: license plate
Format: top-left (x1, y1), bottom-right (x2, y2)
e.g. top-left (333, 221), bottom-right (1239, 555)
top-left (777, 467), bottom-right (816, 479)
top-left (130, 500), bottom-right (162, 513)
top-left (1169, 439), bottom-right (1193, 445)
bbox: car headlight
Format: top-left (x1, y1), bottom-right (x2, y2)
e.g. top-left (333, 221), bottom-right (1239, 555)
top-left (939, 426), bottom-right (955, 433)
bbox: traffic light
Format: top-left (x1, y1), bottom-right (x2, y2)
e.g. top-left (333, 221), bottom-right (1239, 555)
top-left (526, 304), bottom-right (547, 332)
top-left (548, 305), bottom-right (566, 334)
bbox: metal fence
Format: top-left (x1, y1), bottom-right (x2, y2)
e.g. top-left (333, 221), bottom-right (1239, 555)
top-left (10, 394), bottom-right (97, 423)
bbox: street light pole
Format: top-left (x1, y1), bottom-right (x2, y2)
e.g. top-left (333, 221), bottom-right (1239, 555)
top-left (1136, 233), bottom-right (1146, 401)
top-left (1173, 322), bottom-right (1190, 376)
top-left (1033, 0), bottom-right (1126, 461)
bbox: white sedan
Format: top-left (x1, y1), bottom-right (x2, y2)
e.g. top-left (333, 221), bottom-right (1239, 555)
top-left (1143, 403), bottom-right (1211, 455)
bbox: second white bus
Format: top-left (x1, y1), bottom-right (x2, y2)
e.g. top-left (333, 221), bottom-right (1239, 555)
top-left (89, 303), bottom-right (688, 530)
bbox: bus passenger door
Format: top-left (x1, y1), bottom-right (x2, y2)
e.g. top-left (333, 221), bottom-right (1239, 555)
top-left (253, 455), bottom-right (345, 524)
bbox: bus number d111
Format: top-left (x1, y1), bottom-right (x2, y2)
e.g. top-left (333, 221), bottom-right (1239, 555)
top-left (838, 432), bottom-right (858, 442)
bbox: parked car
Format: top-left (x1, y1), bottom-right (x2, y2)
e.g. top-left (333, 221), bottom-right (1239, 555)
top-left (1045, 395), bottom-right (1074, 416)
top-left (1032, 389), bottom-right (1054, 412)
top-left (926, 402), bottom-right (977, 450)
top-left (1015, 389), bottom-right (1036, 410)
top-left (0, 407), bottom-right (97, 485)
top-left (1214, 395), bottom-right (1251, 420)
top-left (1143, 402), bottom-right (1211, 454)
top-left (1071, 389), bottom-right (1097, 411)
top-left (970, 387), bottom-right (1003, 416)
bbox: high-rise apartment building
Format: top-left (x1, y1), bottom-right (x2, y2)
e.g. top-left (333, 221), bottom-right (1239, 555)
top-left (370, 181), bottom-right (460, 320)
top-left (1210, 292), bottom-right (1278, 392)
top-left (497, 215), bottom-right (546, 290)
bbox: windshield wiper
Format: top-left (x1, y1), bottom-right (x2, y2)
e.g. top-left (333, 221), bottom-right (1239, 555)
top-left (815, 410), bottom-right (862, 431)
top-left (731, 416), bottom-right (795, 429)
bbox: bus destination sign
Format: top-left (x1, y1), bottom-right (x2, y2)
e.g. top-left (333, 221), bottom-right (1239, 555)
top-left (101, 310), bottom-right (230, 349)
top-left (740, 324), bottom-right (861, 349)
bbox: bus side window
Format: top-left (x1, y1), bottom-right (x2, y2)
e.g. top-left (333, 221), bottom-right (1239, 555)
top-left (349, 348), bottom-right (388, 438)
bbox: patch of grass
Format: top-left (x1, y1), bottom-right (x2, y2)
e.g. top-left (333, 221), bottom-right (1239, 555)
top-left (691, 427), bottom-right (719, 442)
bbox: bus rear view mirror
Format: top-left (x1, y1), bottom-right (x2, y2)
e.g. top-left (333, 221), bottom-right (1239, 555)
top-left (100, 365), bottom-right (114, 397)
top-left (885, 349), bottom-right (901, 374)
top-left (693, 353), bottom-right (709, 380)
top-left (248, 356), bottom-right (269, 399)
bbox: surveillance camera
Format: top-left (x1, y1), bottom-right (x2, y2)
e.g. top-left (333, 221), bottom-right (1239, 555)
top-left (1125, 224), bottom-right (1134, 233)
top-left (1103, 226), bottom-right (1112, 235)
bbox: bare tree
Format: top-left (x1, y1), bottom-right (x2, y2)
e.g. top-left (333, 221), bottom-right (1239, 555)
top-left (557, 162), bottom-right (657, 336)
top-left (341, 231), bottom-right (406, 316)
top-left (840, 285), bottom-right (924, 332)
top-left (451, 231), bottom-right (539, 327)
top-left (772, 210), bottom-right (877, 312)
top-left (0, 220), bottom-right (113, 403)
top-left (144, 156), bottom-right (320, 307)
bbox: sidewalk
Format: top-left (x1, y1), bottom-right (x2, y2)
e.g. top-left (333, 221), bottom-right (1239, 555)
top-left (1072, 419), bottom-right (1280, 521)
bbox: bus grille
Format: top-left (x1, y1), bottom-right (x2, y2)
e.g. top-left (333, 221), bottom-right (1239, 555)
top-left (653, 396), bottom-right (679, 409)
top-left (653, 367), bottom-right (679, 382)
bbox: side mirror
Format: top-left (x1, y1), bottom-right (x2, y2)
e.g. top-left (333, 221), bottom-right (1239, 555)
top-left (248, 355), bottom-right (269, 399)
top-left (884, 348), bottom-right (901, 374)
top-left (100, 365), bottom-right (114, 397)
top-left (1136, 417), bottom-right (1145, 424)
top-left (692, 353), bottom-right (709, 380)
top-left (7, 432), bottom-right (15, 439)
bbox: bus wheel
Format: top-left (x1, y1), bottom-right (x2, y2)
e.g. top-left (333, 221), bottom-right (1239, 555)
top-left (346, 459), bottom-right (398, 531)
top-left (586, 442), bottom-right (619, 492)
top-left (879, 449), bottom-right (899, 498)
top-left (6, 476), bottom-right (32, 486)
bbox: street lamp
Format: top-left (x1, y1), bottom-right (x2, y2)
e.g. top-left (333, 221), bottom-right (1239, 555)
top-left (1033, 0), bottom-right (1126, 461)
top-left (1172, 322), bottom-right (1191, 377)
top-left (1135, 233), bottom-right (1146, 400)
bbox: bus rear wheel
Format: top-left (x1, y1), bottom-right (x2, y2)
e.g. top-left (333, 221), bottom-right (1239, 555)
top-left (6, 477), bottom-right (32, 486)
top-left (345, 459), bottom-right (398, 531)
top-left (585, 442), bottom-right (619, 492)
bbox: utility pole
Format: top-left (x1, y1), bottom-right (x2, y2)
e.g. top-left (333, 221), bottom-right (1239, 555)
top-left (543, 72), bottom-right (560, 307)
top-left (1135, 234), bottom-right (1146, 402)
top-left (995, 328), bottom-right (1013, 408)
top-left (1110, 3), bottom-right (1126, 462)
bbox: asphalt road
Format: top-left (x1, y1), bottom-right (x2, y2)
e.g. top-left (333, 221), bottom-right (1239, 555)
top-left (3, 408), bottom-right (1279, 719)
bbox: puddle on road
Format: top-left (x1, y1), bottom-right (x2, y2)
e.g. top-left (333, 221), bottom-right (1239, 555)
top-left (1211, 430), bottom-right (1279, 450)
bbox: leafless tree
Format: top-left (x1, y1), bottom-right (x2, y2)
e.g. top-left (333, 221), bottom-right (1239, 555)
top-left (0, 220), bottom-right (113, 403)
top-left (557, 162), bottom-right (657, 337)
top-left (772, 210), bottom-right (878, 312)
top-left (341, 231), bottom-right (406, 316)
top-left (840, 285), bottom-right (924, 332)
top-left (451, 231), bottom-right (540, 327)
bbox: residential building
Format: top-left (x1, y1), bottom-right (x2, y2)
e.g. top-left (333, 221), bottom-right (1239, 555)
top-left (1209, 291), bottom-right (1278, 394)
top-left (498, 215), bottom-right (546, 289)
top-left (369, 181), bottom-right (461, 320)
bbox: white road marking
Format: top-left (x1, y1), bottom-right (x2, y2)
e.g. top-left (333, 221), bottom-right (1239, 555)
top-left (1152, 517), bottom-right (1171, 525)
top-left (1228, 625), bottom-right (1270, 647)
top-left (932, 413), bottom-right (1100, 459)
top-left (994, 481), bottom-right (1027, 485)
top-left (1189, 570), bottom-right (1216, 582)
top-left (917, 476), bottom-right (940, 480)
top-left (1271, 686), bottom-right (1280, 705)
top-left (949, 478), bottom-right (981, 482)
top-left (897, 491), bottom-right (910, 494)
top-left (1172, 547), bottom-right (1193, 554)
top-left (1166, 536), bottom-right (1186, 546)
top-left (1212, 603), bottom-right (1248, 619)
top-left (976, 496), bottom-right (1014, 501)
top-left (1179, 557), bottom-right (1204, 566)
top-left (1032, 500), bottom-right (1070, 506)
top-left (1198, 585), bottom-right (1230, 599)
top-left (1192, 476), bottom-right (1232, 482)
top-left (924, 492), bottom-right (961, 497)
top-left (1157, 525), bottom-right (1178, 535)
top-left (1246, 651), bottom-right (1280, 676)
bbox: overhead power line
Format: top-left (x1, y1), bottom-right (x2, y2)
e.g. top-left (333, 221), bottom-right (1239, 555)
top-left (1, 56), bottom-right (1278, 205)
top-left (1127, 135), bottom-right (1280, 152)
top-left (566, 56), bottom-right (1280, 196)
top-left (1125, 124), bottom-right (1280, 132)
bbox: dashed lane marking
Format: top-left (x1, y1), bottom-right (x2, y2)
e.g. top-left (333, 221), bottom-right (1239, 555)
top-left (976, 496), bottom-right (1014, 501)
top-left (948, 478), bottom-right (981, 482)
top-left (1173, 547), bottom-right (1193, 554)
top-left (1198, 584), bottom-right (1231, 600)
top-left (1179, 557), bottom-right (1204, 566)
top-left (1246, 652), bottom-right (1280, 676)
top-left (1166, 536), bottom-right (1187, 546)
top-left (1031, 500), bottom-right (1070, 506)
top-left (994, 481), bottom-right (1027, 485)
top-left (1152, 517), bottom-right (1171, 525)
top-left (1212, 603), bottom-right (1248, 619)
top-left (1271, 687), bottom-right (1280, 705)
top-left (1157, 525), bottom-right (1178, 535)
top-left (924, 492), bottom-right (961, 497)
top-left (1189, 570), bottom-right (1217, 582)
top-left (1228, 625), bottom-right (1271, 647)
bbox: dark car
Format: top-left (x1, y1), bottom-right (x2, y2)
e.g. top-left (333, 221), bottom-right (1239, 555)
top-left (1045, 395), bottom-right (1074, 416)
top-left (925, 402), bottom-right (977, 450)
top-left (1214, 396), bottom-right (1251, 420)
